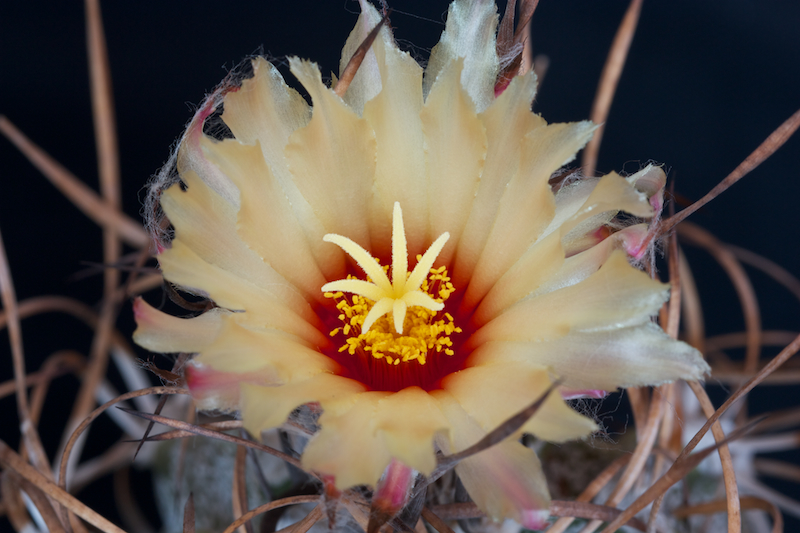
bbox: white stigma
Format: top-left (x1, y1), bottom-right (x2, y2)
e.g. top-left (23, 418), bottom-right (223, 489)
top-left (321, 202), bottom-right (450, 335)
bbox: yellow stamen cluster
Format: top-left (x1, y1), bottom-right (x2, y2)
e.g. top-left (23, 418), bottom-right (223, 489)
top-left (321, 203), bottom-right (450, 334)
top-left (321, 202), bottom-right (461, 366)
top-left (324, 264), bottom-right (461, 366)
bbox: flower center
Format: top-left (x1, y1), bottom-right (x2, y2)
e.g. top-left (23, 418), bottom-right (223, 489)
top-left (320, 203), bottom-right (464, 391)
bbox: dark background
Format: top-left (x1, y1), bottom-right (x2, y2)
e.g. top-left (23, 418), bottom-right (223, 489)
top-left (1, 1), bottom-right (799, 531)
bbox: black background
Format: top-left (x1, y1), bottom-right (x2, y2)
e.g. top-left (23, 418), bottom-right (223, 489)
top-left (1, 1), bottom-right (799, 531)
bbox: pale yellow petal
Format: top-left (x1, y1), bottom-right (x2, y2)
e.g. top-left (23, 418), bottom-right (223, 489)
top-left (475, 221), bottom-right (651, 325)
top-left (201, 137), bottom-right (327, 301)
top-left (433, 391), bottom-right (551, 528)
top-left (158, 240), bottom-right (326, 346)
top-left (560, 213), bottom-right (616, 259)
top-left (544, 166), bottom-right (662, 243)
top-left (454, 72), bottom-right (545, 287)
top-left (132, 297), bottom-right (225, 353)
top-left (161, 168), bottom-right (323, 320)
top-left (441, 362), bottom-right (597, 442)
top-left (474, 231), bottom-right (564, 324)
top-left (558, 172), bottom-right (653, 246)
top-left (222, 57), bottom-right (310, 154)
top-left (240, 374), bottom-right (367, 437)
top-left (176, 118), bottom-right (240, 209)
top-left (467, 251), bottom-right (667, 345)
top-left (463, 121), bottom-right (596, 309)
top-left (469, 323), bottom-right (710, 391)
top-left (373, 387), bottom-right (450, 476)
top-left (221, 57), bottom-right (343, 280)
top-left (196, 315), bottom-right (338, 382)
top-left (301, 391), bottom-right (392, 488)
top-left (363, 37), bottom-right (428, 258)
top-left (545, 177), bottom-right (602, 236)
top-left (532, 224), bottom-right (649, 298)
top-left (161, 169), bottom-right (250, 280)
top-left (424, 0), bottom-right (500, 113)
top-left (298, 387), bottom-right (450, 488)
top-left (422, 59), bottom-right (487, 265)
top-left (286, 59), bottom-right (376, 247)
top-left (627, 164), bottom-right (667, 211)
top-left (540, 169), bottom-right (658, 257)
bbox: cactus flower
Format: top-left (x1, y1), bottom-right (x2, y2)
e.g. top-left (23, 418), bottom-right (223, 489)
top-left (134, 0), bottom-right (709, 527)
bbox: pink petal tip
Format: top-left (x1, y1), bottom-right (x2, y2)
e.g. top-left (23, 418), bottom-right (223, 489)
top-left (520, 509), bottom-right (550, 530)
